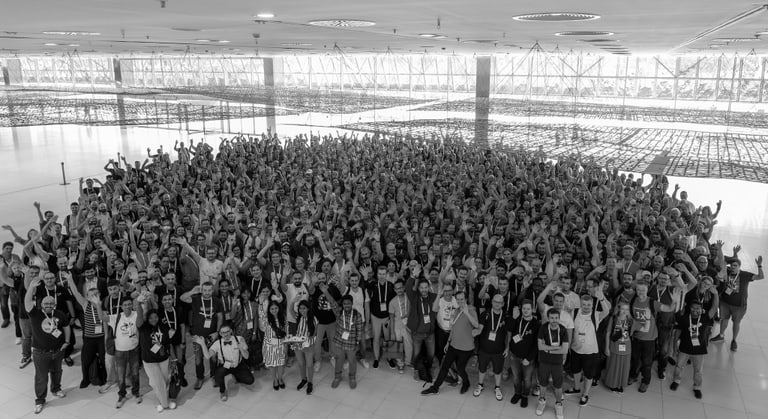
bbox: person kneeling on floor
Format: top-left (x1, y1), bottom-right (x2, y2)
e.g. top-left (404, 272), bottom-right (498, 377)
top-left (208, 324), bottom-right (255, 401)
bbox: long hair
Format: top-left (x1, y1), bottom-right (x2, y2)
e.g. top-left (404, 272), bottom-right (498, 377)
top-left (295, 300), bottom-right (316, 336)
top-left (267, 300), bottom-right (286, 339)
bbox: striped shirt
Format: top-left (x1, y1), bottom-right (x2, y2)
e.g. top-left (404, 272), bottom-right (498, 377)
top-left (83, 302), bottom-right (104, 338)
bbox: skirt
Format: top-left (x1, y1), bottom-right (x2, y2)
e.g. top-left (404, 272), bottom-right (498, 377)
top-left (263, 339), bottom-right (286, 368)
top-left (603, 352), bottom-right (631, 388)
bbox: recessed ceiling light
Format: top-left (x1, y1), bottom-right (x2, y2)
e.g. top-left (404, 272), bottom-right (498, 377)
top-left (42, 31), bottom-right (100, 36)
top-left (196, 39), bottom-right (210, 42)
top-left (714, 37), bottom-right (760, 43)
top-left (171, 27), bottom-right (203, 32)
top-left (256, 12), bottom-right (275, 18)
top-left (218, 40), bottom-right (230, 43)
top-left (556, 31), bottom-right (613, 36)
top-left (513, 12), bottom-right (600, 22)
top-left (280, 42), bottom-right (313, 46)
top-left (68, 44), bottom-right (79, 47)
top-left (44, 43), bottom-right (58, 46)
top-left (308, 19), bottom-right (376, 27)
top-left (419, 45), bottom-right (435, 48)
top-left (419, 33), bottom-right (436, 38)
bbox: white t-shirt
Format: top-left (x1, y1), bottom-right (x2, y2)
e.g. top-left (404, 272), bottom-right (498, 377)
top-left (209, 336), bottom-right (243, 366)
top-left (346, 287), bottom-right (367, 318)
top-left (436, 297), bottom-right (458, 331)
top-left (113, 311), bottom-right (139, 351)
top-left (540, 302), bottom-right (575, 330)
top-left (199, 258), bottom-right (224, 286)
top-left (572, 311), bottom-right (600, 354)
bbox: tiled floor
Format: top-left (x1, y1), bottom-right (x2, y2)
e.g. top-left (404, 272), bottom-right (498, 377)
top-left (0, 118), bottom-right (767, 418)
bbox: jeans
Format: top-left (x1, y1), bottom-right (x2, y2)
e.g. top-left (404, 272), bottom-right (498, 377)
top-left (193, 337), bottom-right (216, 379)
top-left (433, 346), bottom-right (472, 389)
top-left (509, 354), bottom-right (535, 395)
top-left (630, 339), bottom-right (655, 385)
top-left (143, 360), bottom-right (170, 407)
top-left (115, 348), bottom-right (140, 398)
top-left (332, 345), bottom-right (358, 380)
top-left (104, 353), bottom-right (117, 385)
top-left (213, 361), bottom-right (254, 393)
top-left (314, 322), bottom-right (336, 362)
top-left (81, 336), bottom-right (106, 385)
top-left (412, 331), bottom-right (436, 371)
top-left (0, 285), bottom-right (10, 322)
top-left (32, 349), bottom-right (63, 405)
top-left (11, 305), bottom-right (21, 337)
top-left (673, 352), bottom-right (703, 389)
top-left (20, 318), bottom-right (32, 359)
top-left (435, 327), bottom-right (450, 364)
top-left (371, 316), bottom-right (389, 361)
top-left (296, 346), bottom-right (315, 382)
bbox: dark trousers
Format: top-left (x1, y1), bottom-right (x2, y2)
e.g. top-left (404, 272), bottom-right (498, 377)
top-left (510, 354), bottom-right (535, 396)
top-left (11, 305), bottom-right (21, 337)
top-left (63, 328), bottom-right (76, 359)
top-left (115, 348), bottom-right (140, 398)
top-left (33, 349), bottom-right (63, 405)
top-left (432, 346), bottom-right (472, 389)
top-left (435, 327), bottom-right (450, 364)
top-left (0, 285), bottom-right (10, 321)
top-left (630, 339), bottom-right (655, 385)
top-left (81, 336), bottom-right (106, 386)
top-left (213, 362), bottom-right (254, 393)
top-left (171, 344), bottom-right (186, 380)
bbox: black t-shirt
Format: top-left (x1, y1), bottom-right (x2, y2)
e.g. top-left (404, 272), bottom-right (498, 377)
top-left (368, 281), bottom-right (395, 319)
top-left (159, 306), bottom-right (186, 345)
top-left (13, 275), bottom-right (29, 319)
top-left (675, 312), bottom-right (712, 355)
top-left (312, 284), bottom-right (342, 325)
top-left (509, 316), bottom-right (540, 361)
top-left (29, 307), bottom-right (68, 350)
top-left (138, 323), bottom-right (170, 363)
top-left (477, 310), bottom-right (509, 354)
top-left (189, 296), bottom-right (223, 336)
top-left (537, 323), bottom-right (569, 365)
top-left (34, 284), bottom-right (70, 313)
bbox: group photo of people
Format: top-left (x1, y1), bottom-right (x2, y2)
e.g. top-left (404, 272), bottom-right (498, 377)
top-left (0, 131), bottom-right (762, 419)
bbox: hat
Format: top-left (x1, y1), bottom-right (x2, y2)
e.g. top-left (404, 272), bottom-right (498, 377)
top-left (247, 223), bottom-right (258, 230)
top-left (281, 241), bottom-right (291, 248)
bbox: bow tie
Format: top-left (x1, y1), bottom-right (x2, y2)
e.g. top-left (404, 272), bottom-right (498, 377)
top-left (223, 340), bottom-right (233, 346)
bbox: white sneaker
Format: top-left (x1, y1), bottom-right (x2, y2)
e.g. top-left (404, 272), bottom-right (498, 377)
top-left (360, 359), bottom-right (370, 369)
top-left (473, 384), bottom-right (484, 397)
top-left (156, 405), bottom-right (164, 413)
top-left (169, 401), bottom-right (177, 410)
top-left (314, 362), bottom-right (321, 373)
top-left (555, 402), bottom-right (564, 419)
top-left (494, 386), bottom-right (503, 401)
top-left (15, 338), bottom-right (21, 345)
top-left (536, 398), bottom-right (546, 416)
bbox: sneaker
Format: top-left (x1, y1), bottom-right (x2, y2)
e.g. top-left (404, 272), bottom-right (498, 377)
top-left (349, 378), bottom-right (357, 389)
top-left (331, 378), bottom-right (341, 388)
top-left (658, 370), bottom-right (666, 379)
top-left (79, 380), bottom-right (90, 389)
top-left (53, 391), bottom-right (65, 398)
top-left (473, 384), bottom-right (484, 397)
top-left (306, 382), bottom-right (313, 395)
top-left (460, 383), bottom-right (470, 394)
top-left (14, 337), bottom-right (21, 345)
top-left (564, 388), bottom-right (580, 395)
top-left (694, 389), bottom-right (702, 399)
top-left (360, 359), bottom-right (370, 369)
top-left (169, 401), bottom-right (177, 409)
top-left (555, 402), bottom-right (564, 419)
top-left (116, 397), bottom-right (126, 409)
top-left (314, 362), bottom-right (322, 373)
top-left (388, 358), bottom-right (398, 369)
top-left (618, 387), bottom-right (624, 393)
top-left (710, 335), bottom-right (724, 343)
top-left (373, 359), bottom-right (379, 369)
top-left (98, 382), bottom-right (115, 394)
top-left (510, 393), bottom-right (522, 404)
top-left (34, 404), bottom-right (43, 414)
top-left (592, 378), bottom-right (599, 387)
top-left (194, 379), bottom-right (204, 390)
top-left (180, 377), bottom-right (188, 387)
top-left (297, 379), bottom-right (308, 390)
top-left (136, 396), bottom-right (143, 404)
top-left (670, 382), bottom-right (679, 391)
top-left (730, 340), bottom-right (738, 352)
top-left (520, 397), bottom-right (528, 408)
top-left (611, 387), bottom-right (622, 394)
top-left (156, 405), bottom-right (165, 413)
top-left (579, 395), bottom-right (589, 406)
top-left (532, 387), bottom-right (540, 397)
top-left (63, 357), bottom-right (74, 367)
top-left (639, 383), bottom-right (648, 393)
top-left (19, 357), bottom-right (31, 369)
top-left (494, 386), bottom-right (503, 401)
top-left (627, 376), bottom-right (637, 386)
top-left (667, 356), bottom-right (677, 366)
top-left (535, 398), bottom-right (546, 416)
top-left (398, 365), bottom-right (404, 374)
top-left (1, 319), bottom-right (10, 328)
top-left (421, 386), bottom-right (439, 396)
top-left (220, 393), bottom-right (228, 402)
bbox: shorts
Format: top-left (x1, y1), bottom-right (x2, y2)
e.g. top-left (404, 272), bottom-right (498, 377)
top-left (719, 302), bottom-right (747, 323)
top-left (538, 362), bottom-right (564, 388)
top-left (569, 352), bottom-right (600, 379)
top-left (477, 351), bottom-right (504, 375)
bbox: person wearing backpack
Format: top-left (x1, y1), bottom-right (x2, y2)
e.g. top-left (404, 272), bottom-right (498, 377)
top-left (564, 292), bottom-right (611, 406)
top-left (627, 281), bottom-right (659, 393)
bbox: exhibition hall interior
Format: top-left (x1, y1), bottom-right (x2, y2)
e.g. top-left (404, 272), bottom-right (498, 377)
top-left (0, 1), bottom-right (767, 418)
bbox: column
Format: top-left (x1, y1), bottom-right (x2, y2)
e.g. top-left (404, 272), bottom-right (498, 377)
top-left (474, 56), bottom-right (491, 143)
top-left (262, 57), bottom-right (281, 133)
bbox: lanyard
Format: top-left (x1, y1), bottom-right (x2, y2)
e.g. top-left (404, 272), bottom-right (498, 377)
top-left (244, 301), bottom-right (254, 322)
top-left (89, 303), bottom-right (99, 327)
top-left (502, 292), bottom-right (510, 312)
top-left (110, 295), bottom-right (121, 315)
top-left (548, 325), bottom-right (560, 346)
top-left (397, 296), bottom-right (408, 318)
top-left (202, 297), bottom-right (213, 318)
top-left (344, 310), bottom-right (354, 330)
top-left (45, 287), bottom-right (57, 306)
top-left (378, 281), bottom-right (387, 304)
top-left (490, 310), bottom-right (503, 333)
top-left (221, 295), bottom-right (231, 313)
top-left (252, 277), bottom-right (263, 295)
top-left (421, 298), bottom-right (429, 317)
top-left (518, 317), bottom-right (531, 336)
top-left (164, 308), bottom-right (177, 330)
top-left (689, 314), bottom-right (701, 335)
top-left (451, 310), bottom-right (463, 328)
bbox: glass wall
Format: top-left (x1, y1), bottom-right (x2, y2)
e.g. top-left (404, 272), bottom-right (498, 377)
top-left (17, 56), bottom-right (114, 88)
top-left (120, 56), bottom-right (265, 88)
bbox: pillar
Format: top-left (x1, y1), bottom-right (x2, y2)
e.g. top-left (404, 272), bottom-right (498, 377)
top-left (262, 57), bottom-right (279, 133)
top-left (474, 56), bottom-right (491, 143)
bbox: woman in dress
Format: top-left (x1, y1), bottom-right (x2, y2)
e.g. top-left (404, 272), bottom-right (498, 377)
top-left (291, 300), bottom-right (318, 394)
top-left (262, 300), bottom-right (287, 390)
top-left (603, 302), bottom-right (635, 393)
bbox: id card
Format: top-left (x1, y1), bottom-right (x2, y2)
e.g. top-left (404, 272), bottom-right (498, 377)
top-left (401, 318), bottom-right (407, 325)
top-left (151, 343), bottom-right (162, 353)
top-left (269, 338), bottom-right (279, 345)
top-left (94, 325), bottom-right (103, 335)
top-left (512, 334), bottom-right (522, 344)
top-left (380, 303), bottom-right (387, 312)
top-left (725, 288), bottom-right (733, 295)
top-left (246, 321), bottom-right (254, 330)
top-left (51, 329), bottom-right (62, 338)
top-left (488, 331), bottom-right (497, 342)
top-left (423, 315), bottom-right (430, 324)
top-left (203, 318), bottom-right (212, 329)
top-left (341, 331), bottom-right (350, 340)
top-left (618, 344), bottom-right (627, 352)
top-left (691, 335), bottom-right (700, 346)
top-left (169, 329), bottom-right (176, 339)
top-left (225, 313), bottom-right (231, 321)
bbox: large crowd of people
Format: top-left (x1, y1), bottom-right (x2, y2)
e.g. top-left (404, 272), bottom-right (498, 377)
top-left (0, 132), bottom-right (763, 418)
